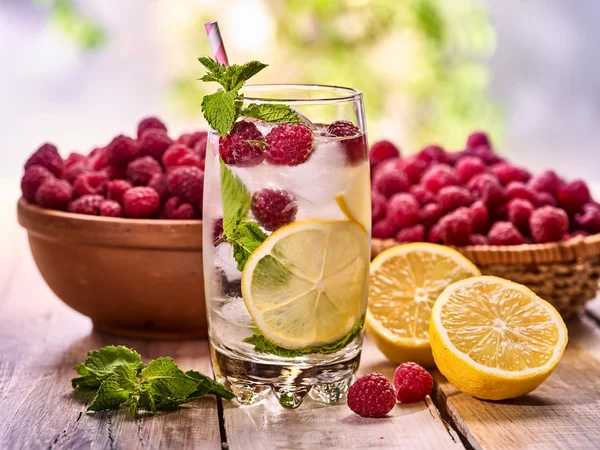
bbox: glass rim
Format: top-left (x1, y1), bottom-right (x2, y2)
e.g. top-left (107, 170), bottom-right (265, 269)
top-left (240, 83), bottom-right (363, 104)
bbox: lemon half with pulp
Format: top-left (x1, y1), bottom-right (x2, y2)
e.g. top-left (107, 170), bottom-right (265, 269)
top-left (430, 276), bottom-right (568, 400)
top-left (367, 243), bottom-right (480, 366)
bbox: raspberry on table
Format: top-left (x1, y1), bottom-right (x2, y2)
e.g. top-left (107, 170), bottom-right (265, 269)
top-left (437, 208), bottom-right (473, 246)
top-left (373, 219), bottom-right (396, 239)
top-left (529, 206), bottom-right (569, 243)
top-left (68, 194), bottom-right (104, 215)
top-left (535, 191), bottom-right (557, 207)
top-left (251, 187), bottom-right (298, 231)
top-left (35, 179), bottom-right (72, 210)
top-left (488, 221), bottom-right (525, 245)
top-left (470, 234), bottom-right (489, 245)
top-left (421, 164), bottom-right (459, 194)
top-left (166, 166), bottom-right (204, 205)
top-left (25, 143), bottom-right (64, 178)
top-left (139, 129), bottom-right (173, 161)
top-left (220, 121), bottom-right (267, 167)
top-left (396, 224), bottom-right (426, 243)
top-left (266, 123), bottom-right (313, 166)
top-left (399, 156), bottom-right (428, 184)
top-left (373, 165), bottom-right (410, 198)
top-left (21, 165), bottom-right (55, 203)
top-left (455, 156), bottom-right (486, 183)
top-left (106, 135), bottom-right (140, 167)
top-left (127, 156), bottom-right (163, 186)
top-left (574, 203), bottom-right (600, 234)
top-left (410, 185), bottom-right (435, 205)
top-left (122, 186), bottom-right (161, 218)
top-left (347, 373), bottom-right (396, 418)
top-left (100, 200), bottom-right (123, 218)
top-left (470, 200), bottom-right (489, 234)
top-left (470, 173), bottom-right (504, 208)
top-left (368, 140), bottom-right (400, 167)
top-left (372, 191), bottom-right (387, 223)
top-left (466, 131), bottom-right (491, 150)
top-left (147, 173), bottom-right (169, 201)
top-left (417, 145), bottom-right (447, 164)
top-left (436, 186), bottom-right (472, 213)
top-left (137, 116), bottom-right (167, 139)
top-left (387, 193), bottom-right (420, 228)
top-left (556, 179), bottom-right (591, 213)
top-left (507, 198), bottom-right (535, 234)
top-left (394, 362), bottom-right (433, 403)
top-left (327, 120), bottom-right (366, 164)
top-left (504, 181), bottom-right (538, 205)
top-left (106, 180), bottom-right (132, 204)
top-left (72, 172), bottom-right (109, 198)
top-left (420, 203), bottom-right (444, 228)
top-left (161, 196), bottom-right (197, 220)
top-left (491, 162), bottom-right (530, 185)
top-left (528, 170), bottom-right (562, 194)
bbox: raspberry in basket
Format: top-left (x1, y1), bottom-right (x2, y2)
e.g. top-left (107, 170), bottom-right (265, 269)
top-left (373, 219), bottom-right (396, 239)
top-left (35, 179), bottom-right (72, 210)
top-left (369, 140), bottom-right (400, 168)
top-left (488, 221), bottom-right (525, 246)
top-left (106, 180), bottom-right (132, 204)
top-left (437, 208), bottom-right (473, 246)
top-left (529, 206), bottom-right (568, 243)
top-left (139, 129), bottom-right (173, 161)
top-left (68, 195), bottom-right (104, 215)
top-left (455, 156), bottom-right (486, 183)
top-left (556, 179), bottom-right (591, 213)
top-left (100, 200), bottom-right (123, 218)
top-left (396, 224), bottom-right (425, 243)
top-left (123, 187), bottom-right (160, 218)
top-left (528, 169), bottom-right (562, 194)
top-left (466, 130), bottom-right (490, 150)
top-left (137, 116), bottom-right (167, 138)
top-left (167, 166), bottom-right (204, 205)
top-left (24, 143), bottom-right (64, 178)
top-left (373, 165), bottom-right (410, 198)
top-left (127, 156), bottom-right (163, 186)
top-left (21, 165), bottom-right (55, 203)
top-left (387, 193), bottom-right (419, 228)
top-left (421, 164), bottom-right (459, 194)
top-left (72, 172), bottom-right (109, 198)
top-left (106, 135), bottom-right (140, 167)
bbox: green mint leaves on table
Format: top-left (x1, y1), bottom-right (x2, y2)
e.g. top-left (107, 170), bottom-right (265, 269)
top-left (72, 346), bottom-right (233, 418)
top-left (219, 158), bottom-right (266, 270)
top-left (243, 316), bottom-right (365, 357)
top-left (199, 56), bottom-right (302, 136)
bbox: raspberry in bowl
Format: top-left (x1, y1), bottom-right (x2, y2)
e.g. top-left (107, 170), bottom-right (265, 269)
top-left (370, 131), bottom-right (600, 318)
top-left (17, 118), bottom-right (209, 339)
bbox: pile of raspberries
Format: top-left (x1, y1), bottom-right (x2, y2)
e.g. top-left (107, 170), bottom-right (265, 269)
top-left (21, 117), bottom-right (206, 219)
top-left (370, 131), bottom-right (599, 245)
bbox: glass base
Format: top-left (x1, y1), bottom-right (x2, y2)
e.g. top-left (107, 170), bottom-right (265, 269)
top-left (211, 345), bottom-right (360, 408)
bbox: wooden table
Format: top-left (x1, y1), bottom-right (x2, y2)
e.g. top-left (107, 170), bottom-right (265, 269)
top-left (2, 190), bottom-right (600, 450)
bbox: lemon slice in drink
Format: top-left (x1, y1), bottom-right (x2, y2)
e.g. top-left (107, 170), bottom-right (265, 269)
top-left (241, 219), bottom-right (369, 349)
top-left (430, 276), bottom-right (568, 400)
top-left (335, 168), bottom-right (371, 233)
top-left (367, 243), bottom-right (480, 366)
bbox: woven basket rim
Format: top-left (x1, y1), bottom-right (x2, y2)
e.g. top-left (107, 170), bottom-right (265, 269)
top-left (372, 233), bottom-right (600, 266)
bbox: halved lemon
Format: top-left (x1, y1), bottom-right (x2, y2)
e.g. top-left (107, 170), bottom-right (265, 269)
top-left (241, 219), bottom-right (369, 349)
top-left (335, 167), bottom-right (371, 233)
top-left (430, 276), bottom-right (568, 400)
top-left (367, 243), bottom-right (480, 366)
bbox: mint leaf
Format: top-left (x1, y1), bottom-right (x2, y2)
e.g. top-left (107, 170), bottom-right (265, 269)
top-left (228, 61), bottom-right (268, 91)
top-left (219, 158), bottom-right (251, 233)
top-left (243, 316), bottom-right (365, 357)
top-left (88, 365), bottom-right (139, 412)
top-left (230, 221), bottom-right (268, 271)
top-left (198, 56), bottom-right (224, 75)
top-left (241, 104), bottom-right (303, 125)
top-left (140, 358), bottom-right (199, 409)
top-left (185, 370), bottom-right (234, 400)
top-left (72, 345), bottom-right (143, 389)
top-left (201, 89), bottom-right (238, 137)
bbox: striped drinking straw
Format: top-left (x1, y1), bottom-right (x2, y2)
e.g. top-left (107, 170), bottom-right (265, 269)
top-left (204, 21), bottom-right (229, 66)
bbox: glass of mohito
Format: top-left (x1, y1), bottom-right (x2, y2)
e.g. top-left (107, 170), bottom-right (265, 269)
top-left (202, 83), bottom-right (371, 408)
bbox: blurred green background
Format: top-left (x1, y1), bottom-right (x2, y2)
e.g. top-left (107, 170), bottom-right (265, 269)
top-left (40, 0), bottom-right (503, 149)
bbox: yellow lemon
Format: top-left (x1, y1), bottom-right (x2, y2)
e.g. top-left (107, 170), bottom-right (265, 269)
top-left (430, 276), bottom-right (568, 400)
top-left (367, 243), bottom-right (480, 366)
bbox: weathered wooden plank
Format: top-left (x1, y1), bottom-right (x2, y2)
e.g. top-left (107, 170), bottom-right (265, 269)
top-left (221, 338), bottom-right (463, 450)
top-left (433, 312), bottom-right (600, 450)
top-left (0, 232), bottom-right (222, 450)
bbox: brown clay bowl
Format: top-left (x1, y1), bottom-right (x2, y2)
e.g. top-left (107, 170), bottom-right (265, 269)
top-left (17, 198), bottom-right (206, 339)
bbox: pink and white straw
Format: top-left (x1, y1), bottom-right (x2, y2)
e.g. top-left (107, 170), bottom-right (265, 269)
top-left (204, 21), bottom-right (229, 66)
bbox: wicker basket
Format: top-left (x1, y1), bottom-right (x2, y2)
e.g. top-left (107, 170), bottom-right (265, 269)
top-left (372, 234), bottom-right (600, 319)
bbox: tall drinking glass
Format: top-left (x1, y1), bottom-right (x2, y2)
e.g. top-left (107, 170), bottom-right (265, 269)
top-left (202, 84), bottom-right (371, 408)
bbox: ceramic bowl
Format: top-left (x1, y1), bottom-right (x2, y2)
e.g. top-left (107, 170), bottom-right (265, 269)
top-left (17, 198), bottom-right (206, 339)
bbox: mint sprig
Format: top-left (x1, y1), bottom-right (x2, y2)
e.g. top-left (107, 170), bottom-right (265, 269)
top-left (243, 316), bottom-right (365, 358)
top-left (219, 158), bottom-right (266, 270)
top-left (199, 56), bottom-right (303, 136)
top-left (73, 346), bottom-right (233, 418)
